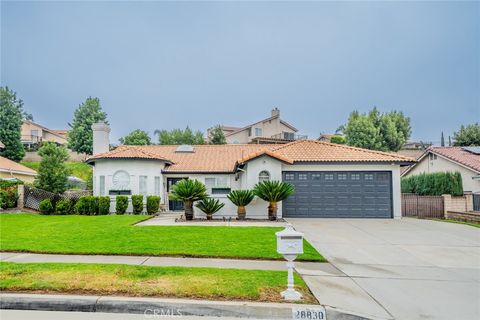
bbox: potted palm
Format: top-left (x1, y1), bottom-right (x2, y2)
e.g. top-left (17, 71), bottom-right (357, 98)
top-left (170, 179), bottom-right (208, 220)
top-left (227, 190), bottom-right (255, 220)
top-left (195, 198), bottom-right (225, 220)
top-left (253, 180), bottom-right (295, 221)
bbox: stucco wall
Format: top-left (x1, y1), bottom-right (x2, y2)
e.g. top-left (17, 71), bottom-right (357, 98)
top-left (224, 117), bottom-right (296, 144)
top-left (405, 153), bottom-right (480, 193)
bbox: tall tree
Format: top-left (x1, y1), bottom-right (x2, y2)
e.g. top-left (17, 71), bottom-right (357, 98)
top-left (34, 142), bottom-right (70, 194)
top-left (453, 123), bottom-right (480, 146)
top-left (0, 87), bottom-right (25, 162)
top-left (209, 125), bottom-right (227, 145)
top-left (441, 132), bottom-right (445, 147)
top-left (343, 108), bottom-right (411, 152)
top-left (155, 127), bottom-right (205, 145)
top-left (119, 129), bottom-right (151, 145)
top-left (68, 97), bottom-right (108, 155)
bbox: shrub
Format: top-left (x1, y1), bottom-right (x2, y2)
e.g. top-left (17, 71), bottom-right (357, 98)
top-left (195, 198), bottom-right (225, 220)
top-left (75, 196), bottom-right (90, 215)
top-left (401, 171), bottom-right (463, 196)
top-left (131, 195), bottom-right (144, 214)
top-left (253, 180), bottom-right (295, 221)
top-left (0, 188), bottom-right (18, 209)
top-left (87, 196), bottom-right (99, 215)
top-left (170, 179), bottom-right (208, 220)
top-left (39, 198), bottom-right (54, 215)
top-left (98, 196), bottom-right (110, 215)
top-left (227, 190), bottom-right (255, 220)
top-left (116, 195), bottom-right (128, 215)
top-left (55, 199), bottom-right (71, 215)
top-left (330, 135), bottom-right (346, 144)
top-left (146, 196), bottom-right (161, 214)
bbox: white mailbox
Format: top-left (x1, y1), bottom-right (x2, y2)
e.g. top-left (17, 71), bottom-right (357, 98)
top-left (276, 224), bottom-right (304, 301)
top-left (276, 224), bottom-right (304, 256)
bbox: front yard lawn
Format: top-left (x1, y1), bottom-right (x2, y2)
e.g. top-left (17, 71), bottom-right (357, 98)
top-left (0, 214), bottom-right (324, 261)
top-left (435, 218), bottom-right (480, 228)
top-left (0, 262), bottom-right (317, 303)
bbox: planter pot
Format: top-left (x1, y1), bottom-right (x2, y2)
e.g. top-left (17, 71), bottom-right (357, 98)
top-left (237, 206), bottom-right (246, 220)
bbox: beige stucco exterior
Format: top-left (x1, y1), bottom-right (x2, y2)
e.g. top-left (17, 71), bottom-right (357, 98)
top-left (0, 171), bottom-right (36, 183)
top-left (21, 121), bottom-right (68, 145)
top-left (225, 115), bottom-right (297, 144)
top-left (403, 152), bottom-right (480, 193)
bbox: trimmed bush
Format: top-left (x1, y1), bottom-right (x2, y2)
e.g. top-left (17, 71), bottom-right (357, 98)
top-left (146, 196), bottom-right (160, 214)
top-left (116, 195), bottom-right (128, 215)
top-left (98, 196), bottom-right (110, 215)
top-left (401, 171), bottom-right (463, 196)
top-left (75, 196), bottom-right (90, 215)
top-left (88, 196), bottom-right (99, 215)
top-left (131, 195), bottom-right (144, 214)
top-left (39, 199), bottom-right (54, 215)
top-left (55, 199), bottom-right (71, 215)
top-left (0, 188), bottom-right (18, 209)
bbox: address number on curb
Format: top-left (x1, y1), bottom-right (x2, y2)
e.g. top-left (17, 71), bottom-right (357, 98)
top-left (292, 306), bottom-right (326, 320)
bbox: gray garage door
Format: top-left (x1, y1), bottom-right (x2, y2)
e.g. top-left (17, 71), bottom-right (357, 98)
top-left (283, 171), bottom-right (392, 218)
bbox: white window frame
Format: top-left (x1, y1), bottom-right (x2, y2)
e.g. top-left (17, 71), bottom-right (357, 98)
top-left (99, 175), bottom-right (105, 196)
top-left (154, 176), bottom-right (161, 196)
top-left (205, 176), bottom-right (230, 193)
top-left (259, 170), bottom-right (270, 182)
top-left (255, 127), bottom-right (262, 136)
top-left (139, 176), bottom-right (148, 196)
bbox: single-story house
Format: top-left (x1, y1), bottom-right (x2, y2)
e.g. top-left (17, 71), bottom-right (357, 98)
top-left (87, 123), bottom-right (414, 219)
top-left (0, 156), bottom-right (37, 183)
top-left (402, 146), bottom-right (480, 193)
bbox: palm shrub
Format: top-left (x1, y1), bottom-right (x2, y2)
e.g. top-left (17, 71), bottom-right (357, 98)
top-left (253, 180), bottom-right (295, 221)
top-left (39, 198), bottom-right (54, 215)
top-left (195, 198), bottom-right (225, 220)
top-left (131, 195), bottom-right (144, 214)
top-left (227, 190), bottom-right (255, 220)
top-left (98, 196), bottom-right (110, 215)
top-left (170, 179), bottom-right (208, 220)
top-left (116, 195), bottom-right (128, 215)
top-left (146, 195), bottom-right (161, 214)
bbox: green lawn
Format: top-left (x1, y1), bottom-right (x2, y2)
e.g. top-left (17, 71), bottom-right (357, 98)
top-left (0, 262), bottom-right (316, 303)
top-left (435, 218), bottom-right (480, 228)
top-left (0, 214), bottom-right (324, 261)
top-left (21, 161), bottom-right (92, 181)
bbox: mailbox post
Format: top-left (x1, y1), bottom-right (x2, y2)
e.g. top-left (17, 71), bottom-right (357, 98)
top-left (276, 223), bottom-right (304, 301)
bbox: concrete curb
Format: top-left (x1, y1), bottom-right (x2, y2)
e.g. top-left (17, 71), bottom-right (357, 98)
top-left (1, 293), bottom-right (371, 320)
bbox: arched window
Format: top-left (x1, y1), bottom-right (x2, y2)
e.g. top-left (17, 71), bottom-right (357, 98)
top-left (258, 170), bottom-right (270, 183)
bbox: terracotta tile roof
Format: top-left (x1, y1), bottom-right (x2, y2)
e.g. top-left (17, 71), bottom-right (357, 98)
top-left (271, 140), bottom-right (415, 163)
top-left (429, 147), bottom-right (480, 173)
top-left (238, 149), bottom-right (294, 165)
top-left (0, 156), bottom-right (37, 175)
top-left (88, 140), bottom-right (414, 173)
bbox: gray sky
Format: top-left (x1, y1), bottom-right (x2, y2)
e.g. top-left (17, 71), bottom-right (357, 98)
top-left (1, 1), bottom-right (479, 144)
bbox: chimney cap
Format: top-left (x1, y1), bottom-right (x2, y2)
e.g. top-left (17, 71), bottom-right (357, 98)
top-left (91, 122), bottom-right (111, 132)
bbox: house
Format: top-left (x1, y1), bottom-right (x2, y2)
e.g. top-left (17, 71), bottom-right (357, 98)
top-left (0, 156), bottom-right (37, 183)
top-left (21, 120), bottom-right (68, 147)
top-left (87, 123), bottom-right (414, 219)
top-left (208, 108), bottom-right (307, 144)
top-left (402, 146), bottom-right (480, 193)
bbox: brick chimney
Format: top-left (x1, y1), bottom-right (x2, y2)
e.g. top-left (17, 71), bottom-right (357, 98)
top-left (271, 107), bottom-right (280, 117)
top-left (91, 122), bottom-right (110, 155)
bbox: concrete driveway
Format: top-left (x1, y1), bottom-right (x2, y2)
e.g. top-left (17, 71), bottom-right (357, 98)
top-left (288, 218), bottom-right (480, 320)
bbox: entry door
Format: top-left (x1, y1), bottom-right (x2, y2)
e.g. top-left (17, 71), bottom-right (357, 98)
top-left (167, 177), bottom-right (188, 211)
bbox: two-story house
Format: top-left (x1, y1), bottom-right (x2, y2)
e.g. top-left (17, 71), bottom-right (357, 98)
top-left (21, 120), bottom-right (68, 147)
top-left (208, 108), bottom-right (307, 144)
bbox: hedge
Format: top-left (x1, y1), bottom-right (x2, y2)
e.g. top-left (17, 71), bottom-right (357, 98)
top-left (39, 199), bottom-right (54, 215)
top-left (131, 195), bottom-right (144, 214)
top-left (401, 172), bottom-right (463, 196)
top-left (75, 196), bottom-right (99, 215)
top-left (116, 195), bottom-right (128, 215)
top-left (98, 196), bottom-right (110, 215)
top-left (55, 199), bottom-right (72, 215)
top-left (0, 180), bottom-right (19, 209)
top-left (147, 195), bottom-right (160, 214)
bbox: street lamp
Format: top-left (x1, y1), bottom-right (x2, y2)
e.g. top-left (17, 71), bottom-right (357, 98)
top-left (276, 223), bottom-right (304, 301)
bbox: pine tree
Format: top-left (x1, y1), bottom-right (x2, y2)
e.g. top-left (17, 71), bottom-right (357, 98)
top-left (209, 125), bottom-right (227, 144)
top-left (34, 143), bottom-right (70, 194)
top-left (0, 87), bottom-right (25, 162)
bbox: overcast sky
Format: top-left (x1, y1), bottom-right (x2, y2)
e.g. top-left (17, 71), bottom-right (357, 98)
top-left (1, 1), bottom-right (479, 144)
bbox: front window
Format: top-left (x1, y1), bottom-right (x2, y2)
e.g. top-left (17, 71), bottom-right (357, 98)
top-left (255, 128), bottom-right (262, 136)
top-left (205, 176), bottom-right (230, 194)
top-left (99, 176), bottom-right (105, 196)
top-left (154, 176), bottom-right (160, 195)
top-left (259, 170), bottom-right (270, 182)
top-left (31, 129), bottom-right (39, 137)
top-left (139, 176), bottom-right (148, 196)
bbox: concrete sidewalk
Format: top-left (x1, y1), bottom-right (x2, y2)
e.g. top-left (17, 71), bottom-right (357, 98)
top-left (0, 252), bottom-right (341, 276)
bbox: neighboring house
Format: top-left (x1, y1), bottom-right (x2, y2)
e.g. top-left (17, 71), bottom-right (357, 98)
top-left (21, 120), bottom-right (68, 147)
top-left (88, 123), bottom-right (414, 219)
top-left (208, 108), bottom-right (307, 144)
top-left (402, 147), bottom-right (480, 193)
top-left (0, 156), bottom-right (37, 183)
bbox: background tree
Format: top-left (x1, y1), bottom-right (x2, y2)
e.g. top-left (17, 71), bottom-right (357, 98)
top-left (441, 132), bottom-right (445, 147)
top-left (119, 129), bottom-right (151, 145)
top-left (343, 108), bottom-right (411, 152)
top-left (453, 123), bottom-right (480, 146)
top-left (22, 112), bottom-right (34, 121)
top-left (68, 97), bottom-right (108, 155)
top-left (155, 127), bottom-right (205, 145)
top-left (209, 125), bottom-right (226, 144)
top-left (34, 142), bottom-right (70, 194)
top-left (0, 87), bottom-right (25, 162)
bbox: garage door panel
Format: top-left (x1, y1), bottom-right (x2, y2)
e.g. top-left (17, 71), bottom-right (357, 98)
top-left (283, 171), bottom-right (392, 218)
